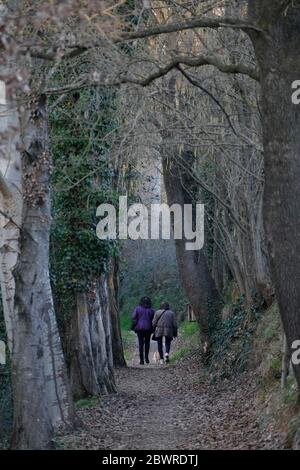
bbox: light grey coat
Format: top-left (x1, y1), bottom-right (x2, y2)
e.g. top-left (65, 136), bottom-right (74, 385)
top-left (152, 309), bottom-right (178, 339)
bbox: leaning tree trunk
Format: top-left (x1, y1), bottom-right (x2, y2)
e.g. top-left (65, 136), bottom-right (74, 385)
top-left (108, 257), bottom-right (126, 367)
top-left (0, 91), bottom-right (78, 449)
top-left (248, 3), bottom-right (300, 394)
top-left (68, 275), bottom-right (116, 400)
top-left (162, 151), bottom-right (221, 349)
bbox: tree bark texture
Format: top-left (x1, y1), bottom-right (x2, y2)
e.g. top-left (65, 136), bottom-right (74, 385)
top-left (67, 275), bottom-right (116, 400)
top-left (0, 92), bottom-right (78, 449)
top-left (248, 2), bottom-right (300, 393)
top-left (108, 257), bottom-right (126, 367)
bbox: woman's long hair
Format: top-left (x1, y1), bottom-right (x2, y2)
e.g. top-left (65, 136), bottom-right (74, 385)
top-left (139, 296), bottom-right (152, 308)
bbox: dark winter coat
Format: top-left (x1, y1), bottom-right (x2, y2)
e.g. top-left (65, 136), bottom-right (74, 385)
top-left (152, 309), bottom-right (177, 339)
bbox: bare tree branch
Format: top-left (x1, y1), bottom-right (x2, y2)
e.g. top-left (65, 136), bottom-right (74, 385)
top-left (133, 54), bottom-right (260, 84)
top-left (44, 52), bottom-right (259, 96)
top-left (24, 15), bottom-right (265, 62)
top-left (116, 16), bottom-right (265, 42)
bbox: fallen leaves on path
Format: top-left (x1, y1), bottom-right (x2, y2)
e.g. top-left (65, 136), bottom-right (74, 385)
top-left (56, 356), bottom-right (286, 450)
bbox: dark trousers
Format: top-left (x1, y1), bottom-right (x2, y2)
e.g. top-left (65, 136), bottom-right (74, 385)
top-left (157, 336), bottom-right (172, 360)
top-left (137, 330), bottom-right (151, 363)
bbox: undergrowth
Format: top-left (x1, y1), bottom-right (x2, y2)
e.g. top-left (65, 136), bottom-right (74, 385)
top-left (170, 321), bottom-right (200, 364)
top-left (75, 397), bottom-right (100, 410)
top-left (251, 302), bottom-right (299, 448)
top-left (208, 298), bottom-right (260, 381)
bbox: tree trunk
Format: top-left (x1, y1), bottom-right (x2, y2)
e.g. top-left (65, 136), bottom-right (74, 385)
top-left (162, 151), bottom-right (221, 349)
top-left (249, 4), bottom-right (300, 393)
top-left (68, 276), bottom-right (116, 400)
top-left (211, 206), bottom-right (225, 295)
top-left (0, 86), bottom-right (22, 353)
top-left (108, 257), bottom-right (126, 367)
top-left (0, 92), bottom-right (78, 449)
top-left (281, 329), bottom-right (291, 390)
top-left (248, 194), bottom-right (273, 306)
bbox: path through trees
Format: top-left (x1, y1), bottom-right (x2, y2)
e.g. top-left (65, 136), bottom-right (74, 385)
top-left (57, 342), bottom-right (284, 450)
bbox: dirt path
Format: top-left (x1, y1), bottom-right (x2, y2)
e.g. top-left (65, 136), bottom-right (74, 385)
top-left (58, 340), bottom-right (285, 450)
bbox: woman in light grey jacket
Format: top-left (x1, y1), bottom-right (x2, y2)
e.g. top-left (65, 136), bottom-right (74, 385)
top-left (152, 301), bottom-right (177, 364)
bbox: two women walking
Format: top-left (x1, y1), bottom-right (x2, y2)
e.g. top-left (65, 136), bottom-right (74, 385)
top-left (132, 297), bottom-right (177, 365)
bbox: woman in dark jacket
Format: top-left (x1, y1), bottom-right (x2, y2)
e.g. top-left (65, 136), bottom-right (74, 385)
top-left (132, 296), bottom-right (154, 365)
top-left (152, 301), bottom-right (177, 364)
